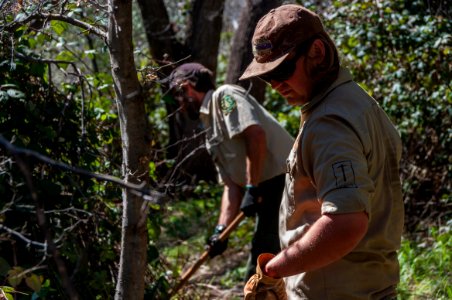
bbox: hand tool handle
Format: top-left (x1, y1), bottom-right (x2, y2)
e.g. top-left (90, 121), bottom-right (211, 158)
top-left (169, 211), bottom-right (245, 297)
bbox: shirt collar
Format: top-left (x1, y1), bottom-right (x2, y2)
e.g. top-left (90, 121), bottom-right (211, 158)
top-left (200, 90), bottom-right (214, 115)
top-left (301, 67), bottom-right (353, 113)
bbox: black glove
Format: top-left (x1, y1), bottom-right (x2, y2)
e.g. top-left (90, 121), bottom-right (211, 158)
top-left (240, 185), bottom-right (261, 217)
top-left (206, 224), bottom-right (228, 258)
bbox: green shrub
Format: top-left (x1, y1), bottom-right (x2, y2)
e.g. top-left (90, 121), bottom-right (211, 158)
top-left (398, 226), bottom-right (451, 299)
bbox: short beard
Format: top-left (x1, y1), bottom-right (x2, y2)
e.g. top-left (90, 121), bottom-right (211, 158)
top-left (185, 101), bottom-right (200, 120)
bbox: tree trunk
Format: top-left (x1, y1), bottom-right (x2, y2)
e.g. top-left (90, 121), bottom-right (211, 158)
top-left (138, 0), bottom-right (226, 185)
top-left (108, 0), bottom-right (150, 299)
top-left (225, 0), bottom-right (282, 102)
top-left (136, 0), bottom-right (188, 65)
top-left (188, 0), bottom-right (226, 72)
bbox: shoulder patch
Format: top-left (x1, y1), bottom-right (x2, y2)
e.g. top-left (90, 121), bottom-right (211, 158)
top-left (220, 94), bottom-right (237, 115)
top-left (332, 160), bottom-right (357, 188)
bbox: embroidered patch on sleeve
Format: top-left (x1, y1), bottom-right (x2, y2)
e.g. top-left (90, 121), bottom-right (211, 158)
top-left (220, 94), bottom-right (237, 115)
top-left (332, 160), bottom-right (357, 188)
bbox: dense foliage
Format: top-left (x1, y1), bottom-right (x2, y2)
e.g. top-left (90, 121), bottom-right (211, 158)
top-left (0, 30), bottom-right (123, 298)
top-left (326, 0), bottom-right (451, 233)
top-left (0, 0), bottom-right (450, 299)
top-left (0, 2), bottom-right (125, 298)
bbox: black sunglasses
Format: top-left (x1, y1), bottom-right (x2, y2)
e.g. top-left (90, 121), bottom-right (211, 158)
top-left (258, 57), bottom-right (298, 83)
top-left (258, 39), bottom-right (315, 83)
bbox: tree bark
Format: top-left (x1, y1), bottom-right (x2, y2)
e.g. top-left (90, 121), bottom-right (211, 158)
top-left (225, 0), bottom-right (282, 102)
top-left (138, 0), bottom-right (226, 185)
top-left (136, 0), bottom-right (188, 65)
top-left (188, 0), bottom-right (226, 72)
top-left (108, 0), bottom-right (150, 299)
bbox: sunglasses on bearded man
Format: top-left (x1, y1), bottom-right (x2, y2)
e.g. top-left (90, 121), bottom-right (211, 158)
top-left (258, 38), bottom-right (315, 83)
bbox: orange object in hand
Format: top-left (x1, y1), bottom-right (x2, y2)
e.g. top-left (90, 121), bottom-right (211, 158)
top-left (243, 253), bottom-right (287, 300)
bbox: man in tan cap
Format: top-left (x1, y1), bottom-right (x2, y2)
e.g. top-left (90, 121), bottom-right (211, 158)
top-left (165, 62), bottom-right (294, 281)
top-left (241, 4), bottom-right (404, 300)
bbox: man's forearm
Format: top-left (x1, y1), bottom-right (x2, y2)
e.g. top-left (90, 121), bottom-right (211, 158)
top-left (243, 125), bottom-right (267, 186)
top-left (218, 179), bottom-right (242, 225)
top-left (265, 212), bottom-right (369, 277)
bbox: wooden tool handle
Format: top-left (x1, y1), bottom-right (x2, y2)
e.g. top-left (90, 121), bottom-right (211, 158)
top-left (169, 212), bottom-right (245, 297)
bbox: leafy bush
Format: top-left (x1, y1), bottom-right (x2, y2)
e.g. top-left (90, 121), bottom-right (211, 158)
top-left (398, 226), bottom-right (451, 299)
top-left (329, 0), bottom-right (451, 232)
top-left (0, 22), bottom-right (122, 299)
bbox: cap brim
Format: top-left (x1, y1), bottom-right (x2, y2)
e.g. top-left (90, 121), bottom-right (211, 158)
top-left (157, 74), bottom-right (172, 85)
top-left (239, 52), bottom-right (291, 81)
top-left (158, 73), bottom-right (180, 91)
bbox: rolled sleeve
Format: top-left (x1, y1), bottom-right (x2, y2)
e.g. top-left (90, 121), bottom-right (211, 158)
top-left (302, 115), bottom-right (374, 216)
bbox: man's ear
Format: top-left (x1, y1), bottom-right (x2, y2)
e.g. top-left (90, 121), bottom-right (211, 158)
top-left (307, 39), bottom-right (325, 60)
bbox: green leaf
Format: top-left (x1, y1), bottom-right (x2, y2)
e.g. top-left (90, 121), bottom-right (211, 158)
top-left (25, 274), bottom-right (43, 292)
top-left (50, 20), bottom-right (69, 35)
top-left (0, 286), bottom-right (15, 293)
top-left (7, 267), bottom-right (24, 287)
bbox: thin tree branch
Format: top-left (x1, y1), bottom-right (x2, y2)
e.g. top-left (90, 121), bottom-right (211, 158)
top-left (1, 12), bottom-right (107, 40)
top-left (12, 152), bottom-right (79, 300)
top-left (14, 50), bottom-right (76, 66)
top-left (13, 50), bottom-right (90, 139)
top-left (0, 135), bottom-right (164, 204)
top-left (0, 224), bottom-right (48, 249)
top-left (164, 142), bottom-right (209, 192)
top-left (43, 13), bottom-right (107, 40)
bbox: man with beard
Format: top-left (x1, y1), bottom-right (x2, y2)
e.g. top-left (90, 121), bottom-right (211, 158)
top-left (165, 63), bottom-right (294, 280)
top-left (240, 4), bottom-right (404, 299)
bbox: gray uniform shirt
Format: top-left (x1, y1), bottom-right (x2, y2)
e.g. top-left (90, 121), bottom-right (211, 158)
top-left (280, 68), bottom-right (404, 299)
top-left (199, 84), bottom-right (294, 186)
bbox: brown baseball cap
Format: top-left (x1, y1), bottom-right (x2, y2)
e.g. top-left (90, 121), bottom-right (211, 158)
top-left (239, 4), bottom-right (325, 80)
top-left (164, 63), bottom-right (212, 90)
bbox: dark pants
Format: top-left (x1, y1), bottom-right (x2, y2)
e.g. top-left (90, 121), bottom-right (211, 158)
top-left (244, 174), bottom-right (285, 281)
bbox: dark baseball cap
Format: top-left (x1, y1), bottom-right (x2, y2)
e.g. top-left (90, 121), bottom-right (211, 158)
top-left (240, 4), bottom-right (325, 80)
top-left (162, 63), bottom-right (212, 90)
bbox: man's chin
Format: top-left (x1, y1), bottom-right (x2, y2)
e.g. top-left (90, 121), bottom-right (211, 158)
top-left (287, 96), bottom-right (307, 107)
top-left (286, 97), bottom-right (300, 106)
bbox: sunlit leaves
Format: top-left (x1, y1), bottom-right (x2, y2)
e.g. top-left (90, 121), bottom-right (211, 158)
top-left (398, 228), bottom-right (452, 299)
top-left (50, 20), bottom-right (69, 35)
top-left (6, 267), bottom-right (24, 287)
top-left (0, 286), bottom-right (15, 300)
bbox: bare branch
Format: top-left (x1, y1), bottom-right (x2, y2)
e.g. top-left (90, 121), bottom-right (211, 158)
top-left (12, 143), bottom-right (80, 300)
top-left (13, 50), bottom-right (90, 137)
top-left (1, 12), bottom-right (107, 40)
top-left (151, 127), bottom-right (209, 153)
top-left (164, 142), bottom-right (208, 191)
top-left (0, 224), bottom-right (48, 249)
top-left (0, 135), bottom-right (165, 204)
top-left (14, 50), bottom-right (75, 66)
top-left (43, 13), bottom-right (107, 39)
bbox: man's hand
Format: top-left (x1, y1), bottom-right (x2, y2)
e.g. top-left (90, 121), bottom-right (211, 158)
top-left (240, 185), bottom-right (261, 217)
top-left (244, 253), bottom-right (287, 300)
top-left (206, 224), bottom-right (228, 258)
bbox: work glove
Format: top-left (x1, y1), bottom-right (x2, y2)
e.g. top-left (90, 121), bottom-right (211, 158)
top-left (244, 253), bottom-right (287, 300)
top-left (240, 185), bottom-right (261, 217)
top-left (206, 224), bottom-right (228, 258)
